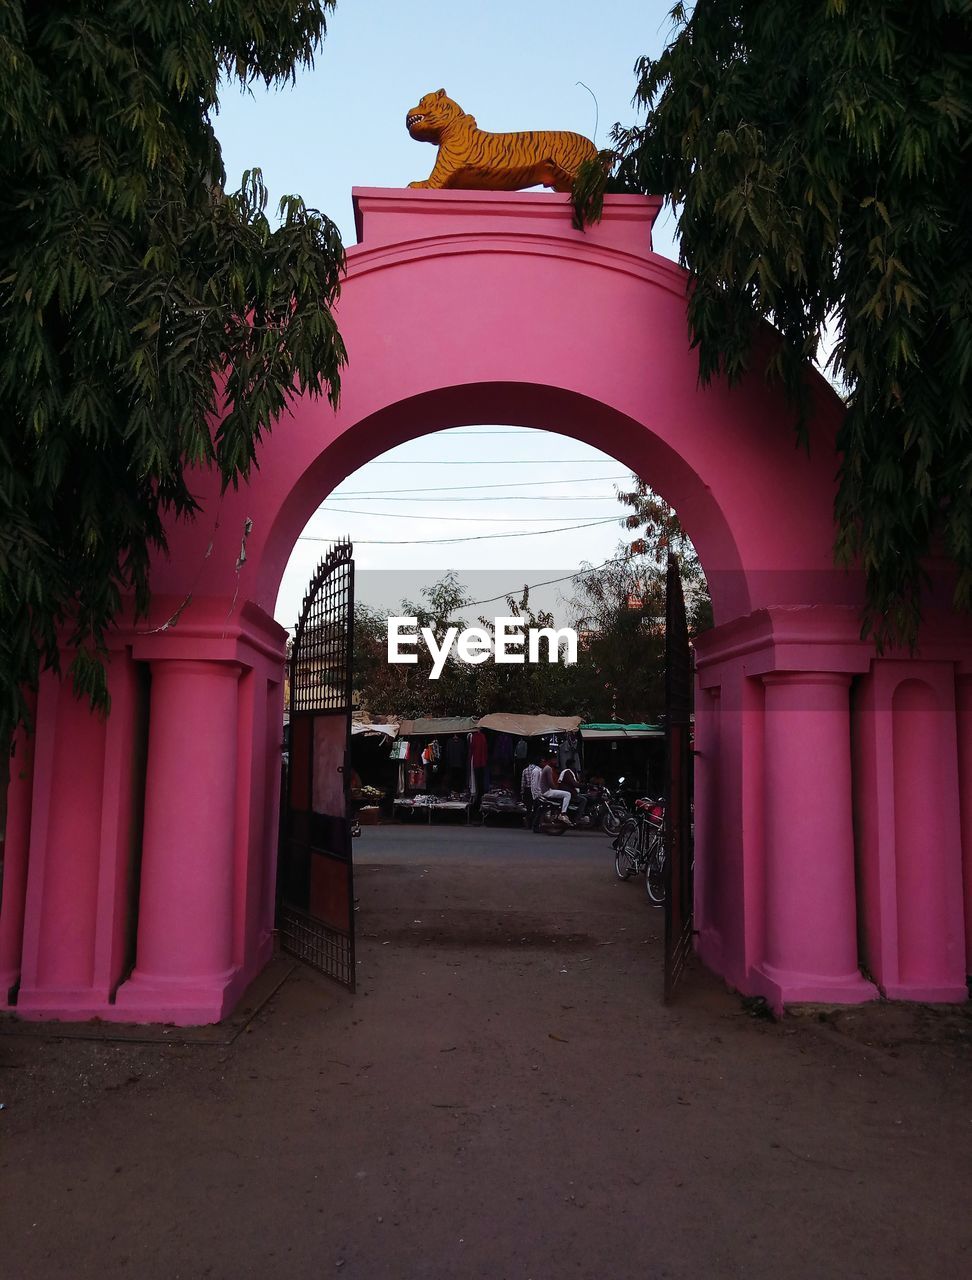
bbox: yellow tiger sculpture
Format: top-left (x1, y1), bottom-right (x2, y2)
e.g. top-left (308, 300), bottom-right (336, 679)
top-left (406, 89), bottom-right (597, 193)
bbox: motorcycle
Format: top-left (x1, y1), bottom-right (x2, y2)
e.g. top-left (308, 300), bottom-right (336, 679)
top-left (533, 783), bottom-right (628, 836)
top-left (580, 781), bottom-right (630, 835)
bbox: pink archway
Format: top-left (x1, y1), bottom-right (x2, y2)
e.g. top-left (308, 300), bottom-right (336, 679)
top-left (2, 189), bottom-right (969, 1023)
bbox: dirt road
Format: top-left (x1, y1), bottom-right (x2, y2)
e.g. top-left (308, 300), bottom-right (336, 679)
top-left (1, 825), bottom-right (970, 1278)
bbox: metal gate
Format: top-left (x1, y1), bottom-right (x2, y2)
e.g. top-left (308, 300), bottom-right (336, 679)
top-left (277, 539), bottom-right (356, 990)
top-left (663, 552), bottom-right (694, 1000)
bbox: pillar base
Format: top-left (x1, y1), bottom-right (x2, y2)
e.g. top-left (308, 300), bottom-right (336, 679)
top-left (0, 967), bottom-right (20, 1004)
top-left (111, 930), bottom-right (274, 1026)
top-left (880, 981), bottom-right (968, 1004)
top-left (749, 963), bottom-right (879, 1015)
top-left (15, 985), bottom-right (114, 1017)
top-left (112, 965), bottom-right (247, 1026)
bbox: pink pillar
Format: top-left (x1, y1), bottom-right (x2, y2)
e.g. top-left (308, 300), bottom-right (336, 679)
top-left (959, 676), bottom-right (972, 977)
top-left (0, 706), bottom-right (36, 1001)
top-left (755, 672), bottom-right (876, 1008)
top-left (114, 659), bottom-right (242, 1023)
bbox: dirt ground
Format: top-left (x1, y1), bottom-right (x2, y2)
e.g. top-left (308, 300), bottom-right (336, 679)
top-left (1, 823), bottom-right (970, 1279)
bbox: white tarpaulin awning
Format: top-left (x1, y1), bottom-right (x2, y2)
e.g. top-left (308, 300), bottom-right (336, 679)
top-left (351, 720), bottom-right (399, 739)
top-left (476, 713), bottom-right (582, 737)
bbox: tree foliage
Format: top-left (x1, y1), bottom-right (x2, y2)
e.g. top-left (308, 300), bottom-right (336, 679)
top-left (352, 564), bottom-right (686, 725)
top-left (576, 1), bottom-right (972, 645)
top-left (0, 1), bottom-right (346, 739)
top-left (614, 478), bottom-right (713, 634)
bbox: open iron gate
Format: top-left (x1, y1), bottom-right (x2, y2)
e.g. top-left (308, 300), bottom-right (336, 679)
top-left (663, 552), bottom-right (694, 1000)
top-left (277, 540), bottom-right (356, 990)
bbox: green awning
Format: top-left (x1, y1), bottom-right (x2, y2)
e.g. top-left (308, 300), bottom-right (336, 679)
top-left (580, 723), bottom-right (664, 740)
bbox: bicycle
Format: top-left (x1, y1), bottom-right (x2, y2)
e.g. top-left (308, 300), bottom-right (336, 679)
top-left (613, 798), bottom-right (666, 905)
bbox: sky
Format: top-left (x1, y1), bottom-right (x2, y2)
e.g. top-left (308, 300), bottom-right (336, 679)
top-left (213, 1), bottom-right (686, 628)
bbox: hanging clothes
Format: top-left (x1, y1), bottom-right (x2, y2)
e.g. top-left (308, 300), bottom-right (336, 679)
top-left (559, 730), bottom-right (582, 773)
top-left (444, 734), bottom-right (465, 770)
top-left (492, 733), bottom-right (515, 770)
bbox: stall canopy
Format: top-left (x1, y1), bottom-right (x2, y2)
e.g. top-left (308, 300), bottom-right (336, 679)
top-left (351, 719), bottom-right (399, 739)
top-left (397, 716), bottom-right (479, 737)
top-left (476, 713), bottom-right (582, 737)
top-left (580, 722), bottom-right (664, 739)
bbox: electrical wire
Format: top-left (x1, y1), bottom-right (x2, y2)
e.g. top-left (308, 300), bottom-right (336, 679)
top-left (321, 506), bottom-right (625, 523)
top-left (350, 458), bottom-right (616, 465)
top-left (418, 428), bottom-right (549, 435)
top-left (298, 516), bottom-right (622, 546)
top-left (320, 493), bottom-right (623, 504)
top-left (332, 474), bottom-right (630, 496)
top-left (457, 557), bottom-right (631, 610)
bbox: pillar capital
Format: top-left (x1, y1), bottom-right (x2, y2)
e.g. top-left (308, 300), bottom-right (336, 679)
top-left (761, 670), bottom-right (852, 689)
top-left (148, 656), bottom-right (243, 679)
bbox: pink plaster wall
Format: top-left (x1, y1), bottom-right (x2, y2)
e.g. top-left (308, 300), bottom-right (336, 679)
top-left (0, 693), bottom-right (36, 999)
top-left (4, 190), bottom-right (969, 1024)
top-left (854, 660), bottom-right (967, 1001)
top-left (148, 189), bottom-right (856, 634)
top-left (958, 676), bottom-right (972, 974)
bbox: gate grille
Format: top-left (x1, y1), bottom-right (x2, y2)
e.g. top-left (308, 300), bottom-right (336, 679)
top-left (278, 539), bottom-right (356, 990)
top-left (663, 552), bottom-right (694, 1001)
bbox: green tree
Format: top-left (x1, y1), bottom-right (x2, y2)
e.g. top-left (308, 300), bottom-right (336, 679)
top-left (354, 573), bottom-right (482, 718)
top-left (474, 589), bottom-right (586, 716)
top-left (0, 1), bottom-right (346, 741)
top-left (576, 1), bottom-right (972, 645)
top-left (566, 554), bottom-right (667, 721)
top-left (614, 478), bottom-right (713, 635)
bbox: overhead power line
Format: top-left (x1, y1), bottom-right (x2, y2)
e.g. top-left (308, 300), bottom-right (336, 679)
top-left (322, 493), bottom-right (623, 504)
top-left (321, 506), bottom-right (624, 523)
top-left (354, 458), bottom-right (616, 465)
top-left (298, 516), bottom-right (621, 546)
top-left (331, 474), bottom-right (630, 496)
top-left (457, 557), bottom-right (631, 610)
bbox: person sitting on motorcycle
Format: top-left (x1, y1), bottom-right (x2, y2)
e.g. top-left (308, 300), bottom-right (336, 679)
top-left (558, 764), bottom-right (588, 824)
top-left (532, 756), bottom-right (572, 829)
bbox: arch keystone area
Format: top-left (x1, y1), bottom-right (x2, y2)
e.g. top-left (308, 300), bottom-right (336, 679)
top-left (3, 189), bottom-right (969, 1023)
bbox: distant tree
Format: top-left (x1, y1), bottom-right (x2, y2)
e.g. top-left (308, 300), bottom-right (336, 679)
top-left (565, 555), bottom-right (668, 722)
top-left (0, 1), bottom-right (346, 741)
top-left (354, 573), bottom-right (482, 718)
top-left (353, 558), bottom-right (707, 725)
top-left (614, 479), bottom-right (713, 635)
top-left (575, 1), bottom-right (972, 645)
top-left (473, 588), bottom-right (587, 716)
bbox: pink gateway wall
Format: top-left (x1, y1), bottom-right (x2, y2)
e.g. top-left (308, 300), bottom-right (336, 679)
top-left (2, 189), bottom-right (969, 1023)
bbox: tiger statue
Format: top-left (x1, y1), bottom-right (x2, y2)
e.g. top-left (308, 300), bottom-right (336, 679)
top-left (405, 89), bottom-right (597, 193)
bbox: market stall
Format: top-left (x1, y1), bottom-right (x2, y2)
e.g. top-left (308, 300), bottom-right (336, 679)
top-left (393, 715), bottom-right (479, 822)
top-left (350, 716), bottom-right (399, 821)
top-left (474, 713), bottom-right (583, 821)
top-left (579, 723), bottom-right (665, 800)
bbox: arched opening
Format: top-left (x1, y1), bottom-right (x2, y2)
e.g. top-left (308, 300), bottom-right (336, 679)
top-left (272, 414), bottom-right (709, 995)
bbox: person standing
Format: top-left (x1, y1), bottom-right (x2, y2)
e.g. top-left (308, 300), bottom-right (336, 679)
top-left (520, 758), bottom-right (540, 827)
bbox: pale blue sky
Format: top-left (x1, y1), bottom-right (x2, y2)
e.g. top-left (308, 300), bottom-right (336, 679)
top-left (213, 1), bottom-right (684, 625)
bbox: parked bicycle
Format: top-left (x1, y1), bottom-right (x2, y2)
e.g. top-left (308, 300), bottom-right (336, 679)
top-left (613, 798), bottom-right (666, 904)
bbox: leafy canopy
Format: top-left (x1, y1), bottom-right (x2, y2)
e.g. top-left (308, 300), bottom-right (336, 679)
top-left (575, 0), bottom-right (972, 645)
top-left (0, 1), bottom-right (346, 739)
